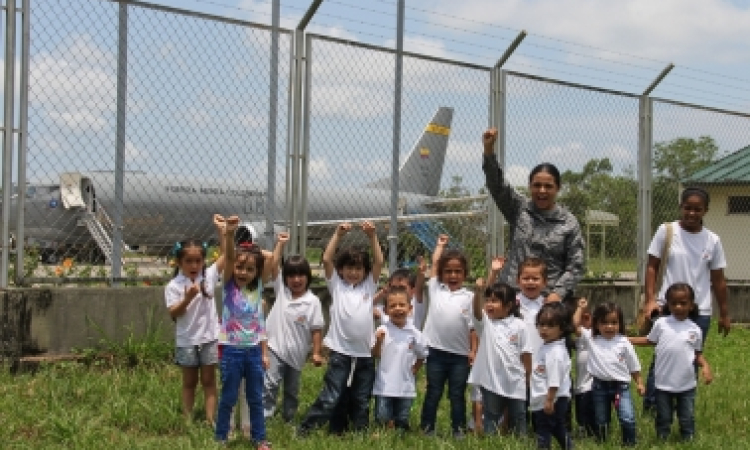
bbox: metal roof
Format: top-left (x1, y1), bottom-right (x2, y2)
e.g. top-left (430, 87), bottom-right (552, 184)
top-left (685, 145), bottom-right (750, 184)
top-left (584, 209), bottom-right (620, 226)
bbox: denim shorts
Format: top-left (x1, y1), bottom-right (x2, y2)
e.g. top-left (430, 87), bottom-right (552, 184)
top-left (174, 340), bottom-right (219, 367)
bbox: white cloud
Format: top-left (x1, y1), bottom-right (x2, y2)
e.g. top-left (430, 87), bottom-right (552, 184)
top-left (505, 164), bottom-right (530, 187)
top-left (308, 158), bottom-right (331, 179)
top-left (539, 142), bottom-right (585, 162)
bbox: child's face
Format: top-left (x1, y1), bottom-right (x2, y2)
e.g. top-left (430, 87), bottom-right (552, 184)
top-left (385, 292), bottom-right (412, 327)
top-left (233, 255), bottom-right (258, 288)
top-left (667, 290), bottom-right (694, 321)
top-left (440, 258), bottom-right (466, 291)
top-left (518, 266), bottom-right (545, 299)
top-left (597, 311), bottom-right (620, 339)
top-left (285, 273), bottom-right (308, 298)
top-left (537, 320), bottom-right (562, 343)
top-left (340, 263), bottom-right (366, 286)
top-left (485, 295), bottom-right (510, 320)
top-left (178, 247), bottom-right (205, 281)
top-left (389, 277), bottom-right (413, 298)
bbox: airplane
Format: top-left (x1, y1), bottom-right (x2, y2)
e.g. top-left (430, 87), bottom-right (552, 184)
top-left (6, 106), bottom-right (487, 265)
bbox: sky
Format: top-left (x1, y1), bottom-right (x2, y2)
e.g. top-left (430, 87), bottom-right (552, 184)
top-left (19, 0), bottom-right (750, 199)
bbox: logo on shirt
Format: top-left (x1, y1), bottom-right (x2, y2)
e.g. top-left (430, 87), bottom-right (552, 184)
top-left (688, 331), bottom-right (698, 344)
top-left (407, 336), bottom-right (416, 350)
top-left (508, 333), bottom-right (519, 344)
top-left (363, 293), bottom-right (371, 302)
top-left (295, 315), bottom-right (307, 325)
top-left (534, 364), bottom-right (546, 377)
top-left (617, 350), bottom-right (626, 363)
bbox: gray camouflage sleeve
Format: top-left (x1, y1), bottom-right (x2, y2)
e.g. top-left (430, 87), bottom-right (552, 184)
top-left (552, 218), bottom-right (586, 299)
top-left (482, 154), bottom-right (524, 225)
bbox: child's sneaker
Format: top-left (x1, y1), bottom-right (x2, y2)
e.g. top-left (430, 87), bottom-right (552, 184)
top-left (256, 441), bottom-right (272, 450)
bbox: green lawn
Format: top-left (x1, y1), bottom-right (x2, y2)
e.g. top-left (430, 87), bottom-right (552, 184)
top-left (1, 325), bottom-right (748, 449)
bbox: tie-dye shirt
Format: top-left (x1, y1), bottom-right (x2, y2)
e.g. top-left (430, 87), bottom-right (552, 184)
top-left (219, 277), bottom-right (267, 346)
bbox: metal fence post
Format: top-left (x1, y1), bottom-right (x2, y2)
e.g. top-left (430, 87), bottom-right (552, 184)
top-left (111, 1), bottom-right (128, 284)
top-left (637, 95), bottom-right (653, 284)
top-left (491, 69), bottom-right (508, 259)
top-left (14, 0), bottom-right (30, 285)
top-left (1, 0), bottom-right (18, 288)
top-left (299, 33), bottom-right (313, 253)
top-left (388, 0), bottom-right (405, 271)
top-left (264, 0), bottom-right (280, 251)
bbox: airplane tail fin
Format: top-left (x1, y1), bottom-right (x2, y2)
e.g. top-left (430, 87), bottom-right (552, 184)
top-left (367, 107), bottom-right (453, 197)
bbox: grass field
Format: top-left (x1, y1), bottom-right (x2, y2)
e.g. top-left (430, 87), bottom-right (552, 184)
top-left (2, 324), bottom-right (749, 449)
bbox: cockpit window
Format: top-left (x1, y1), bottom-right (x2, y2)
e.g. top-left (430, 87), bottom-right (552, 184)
top-left (26, 186), bottom-right (36, 198)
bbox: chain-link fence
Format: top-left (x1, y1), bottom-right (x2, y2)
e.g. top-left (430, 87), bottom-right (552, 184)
top-left (3, 0), bottom-right (750, 286)
top-left (652, 99), bottom-right (750, 282)
top-left (18, 0), bottom-right (291, 282)
top-left (304, 35), bottom-right (491, 277)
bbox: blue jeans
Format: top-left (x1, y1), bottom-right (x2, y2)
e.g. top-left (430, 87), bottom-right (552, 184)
top-left (591, 378), bottom-right (636, 445)
top-left (215, 345), bottom-right (265, 443)
top-left (645, 315), bottom-right (710, 410)
top-left (574, 391), bottom-right (595, 437)
top-left (420, 347), bottom-right (470, 433)
top-left (533, 397), bottom-right (573, 449)
top-left (655, 388), bottom-right (695, 440)
top-left (375, 396), bottom-right (413, 430)
top-left (480, 387), bottom-right (526, 435)
top-left (299, 350), bottom-right (375, 434)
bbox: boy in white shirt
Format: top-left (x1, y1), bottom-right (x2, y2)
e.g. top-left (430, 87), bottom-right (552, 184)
top-left (263, 232), bottom-right (325, 422)
top-left (372, 258), bottom-right (426, 329)
top-left (372, 286), bottom-right (428, 431)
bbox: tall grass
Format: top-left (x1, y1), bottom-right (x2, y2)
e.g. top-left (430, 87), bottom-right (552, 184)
top-left (1, 324), bottom-right (748, 448)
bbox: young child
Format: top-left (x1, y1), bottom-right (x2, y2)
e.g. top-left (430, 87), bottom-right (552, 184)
top-left (573, 299), bottom-right (643, 446)
top-left (373, 257), bottom-right (426, 328)
top-left (468, 272), bottom-right (532, 436)
top-left (298, 222), bottom-right (384, 436)
top-left (530, 302), bottom-right (573, 449)
top-left (372, 286), bottom-right (428, 431)
top-left (518, 257), bottom-right (548, 356)
top-left (630, 283), bottom-right (713, 442)
top-left (215, 216), bottom-right (273, 449)
top-left (164, 215), bottom-right (222, 425)
top-left (420, 234), bottom-right (476, 438)
top-left (263, 232), bottom-right (325, 422)
top-left (570, 298), bottom-right (594, 438)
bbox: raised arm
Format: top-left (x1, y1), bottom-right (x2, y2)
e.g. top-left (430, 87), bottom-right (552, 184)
top-left (213, 214), bottom-right (226, 274)
top-left (221, 216), bottom-right (240, 282)
top-left (362, 221), bottom-right (384, 282)
top-left (488, 256), bottom-right (505, 285)
top-left (431, 234), bottom-right (449, 278)
top-left (260, 248), bottom-right (274, 284)
top-left (322, 223), bottom-right (350, 279)
top-left (572, 297), bottom-right (588, 336)
top-left (414, 255), bottom-right (427, 303)
top-left (271, 232), bottom-right (289, 280)
top-left (473, 277), bottom-right (486, 322)
top-left (481, 128), bottom-right (524, 224)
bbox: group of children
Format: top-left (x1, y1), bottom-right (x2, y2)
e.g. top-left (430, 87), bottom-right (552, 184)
top-left (165, 215), bottom-right (713, 449)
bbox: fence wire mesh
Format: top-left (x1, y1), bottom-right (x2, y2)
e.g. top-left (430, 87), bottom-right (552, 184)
top-left (23, 0), bottom-right (290, 282)
top-left (506, 73), bottom-right (640, 279)
top-left (652, 100), bottom-right (750, 282)
top-left (305, 35), bottom-right (491, 276)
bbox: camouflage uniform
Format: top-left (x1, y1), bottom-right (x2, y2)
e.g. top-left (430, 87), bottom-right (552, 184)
top-left (482, 155), bottom-right (585, 298)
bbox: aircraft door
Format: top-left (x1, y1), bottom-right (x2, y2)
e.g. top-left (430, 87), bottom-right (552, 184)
top-left (60, 173), bottom-right (86, 209)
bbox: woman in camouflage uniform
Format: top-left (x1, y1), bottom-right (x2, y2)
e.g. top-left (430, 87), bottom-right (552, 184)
top-left (481, 128), bottom-right (585, 302)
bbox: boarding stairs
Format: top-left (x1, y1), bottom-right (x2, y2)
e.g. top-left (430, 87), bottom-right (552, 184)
top-left (81, 204), bottom-right (126, 265)
top-left (407, 220), bottom-right (459, 254)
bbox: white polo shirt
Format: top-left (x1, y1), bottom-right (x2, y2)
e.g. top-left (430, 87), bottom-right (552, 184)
top-left (574, 335), bottom-right (593, 394)
top-left (648, 221), bottom-right (726, 315)
top-left (164, 263), bottom-right (220, 347)
top-left (266, 274), bottom-right (325, 371)
top-left (422, 277), bottom-right (474, 356)
top-left (468, 312), bottom-right (532, 400)
top-left (372, 322), bottom-right (428, 398)
top-left (529, 339), bottom-right (571, 411)
top-left (519, 293), bottom-right (544, 355)
top-left (323, 271), bottom-right (377, 358)
top-left (647, 316), bottom-right (703, 392)
top-left (579, 328), bottom-right (640, 383)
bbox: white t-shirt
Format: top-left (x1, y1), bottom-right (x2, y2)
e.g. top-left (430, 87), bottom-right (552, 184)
top-left (647, 316), bottom-right (703, 392)
top-left (529, 339), bottom-right (571, 411)
top-left (164, 264), bottom-right (220, 347)
top-left (574, 335), bottom-right (593, 394)
top-left (372, 322), bottom-right (428, 398)
top-left (266, 274), bottom-right (325, 371)
top-left (323, 271), bottom-right (377, 357)
top-left (468, 312), bottom-right (532, 400)
top-left (648, 221), bottom-right (726, 315)
top-left (422, 277), bottom-right (474, 356)
top-left (579, 328), bottom-right (640, 383)
top-left (519, 293), bottom-right (544, 355)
